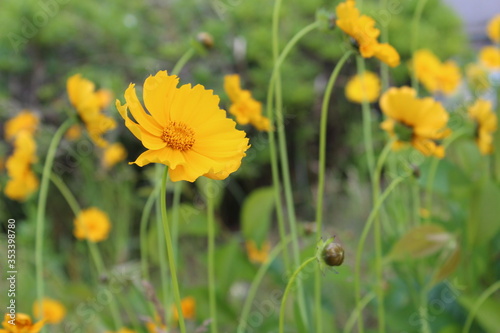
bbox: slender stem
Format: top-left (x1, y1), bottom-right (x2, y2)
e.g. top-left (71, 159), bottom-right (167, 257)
top-left (314, 50), bottom-right (353, 333)
top-left (206, 180), bottom-right (218, 333)
top-left (380, 0), bottom-right (389, 91)
top-left (343, 292), bottom-right (376, 333)
top-left (35, 118), bottom-right (74, 329)
top-left (140, 183), bottom-right (161, 281)
top-left (354, 174), bottom-right (409, 332)
top-left (172, 182), bottom-right (182, 263)
top-left (237, 237), bottom-right (292, 333)
top-left (172, 48), bottom-right (195, 76)
top-left (462, 280), bottom-right (500, 333)
top-left (279, 257), bottom-right (317, 333)
top-left (160, 167), bottom-right (186, 333)
top-left (410, 0), bottom-right (430, 92)
top-left (419, 288), bottom-right (431, 333)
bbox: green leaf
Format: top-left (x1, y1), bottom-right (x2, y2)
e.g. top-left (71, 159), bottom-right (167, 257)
top-left (388, 224), bottom-right (452, 261)
top-left (241, 187), bottom-right (275, 247)
top-left (459, 293), bottom-right (500, 333)
top-left (469, 182), bottom-right (500, 246)
top-left (432, 246), bottom-right (461, 285)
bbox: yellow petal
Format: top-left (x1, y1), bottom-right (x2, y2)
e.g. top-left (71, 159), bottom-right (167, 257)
top-left (143, 71), bottom-right (179, 125)
top-left (124, 84), bottom-right (163, 136)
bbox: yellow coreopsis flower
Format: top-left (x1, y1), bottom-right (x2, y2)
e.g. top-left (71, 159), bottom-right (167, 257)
top-left (172, 297), bottom-right (196, 321)
top-left (468, 99), bottom-right (497, 155)
top-left (102, 143), bottom-right (127, 169)
top-left (224, 74), bottom-right (271, 131)
top-left (73, 207), bottom-right (111, 242)
top-left (487, 14), bottom-right (500, 43)
top-left (412, 49), bottom-right (461, 95)
top-left (32, 298), bottom-right (66, 324)
top-left (345, 71), bottom-right (381, 103)
top-left (0, 313), bottom-right (45, 333)
top-left (480, 46), bottom-right (500, 70)
top-left (4, 111), bottom-right (39, 141)
top-left (67, 74), bottom-right (116, 147)
top-left (116, 71), bottom-right (250, 182)
top-left (245, 240), bottom-right (270, 264)
top-left (380, 87), bottom-right (451, 158)
top-left (335, 0), bottom-right (400, 67)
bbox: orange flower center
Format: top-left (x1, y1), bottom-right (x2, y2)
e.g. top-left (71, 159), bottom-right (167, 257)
top-left (161, 121), bottom-right (196, 151)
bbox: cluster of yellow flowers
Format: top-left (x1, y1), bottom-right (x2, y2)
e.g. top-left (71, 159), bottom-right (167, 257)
top-left (412, 49), bottom-right (462, 95)
top-left (0, 298), bottom-right (65, 333)
top-left (480, 14), bottom-right (500, 70)
top-left (224, 74), bottom-right (271, 131)
top-left (3, 111), bottom-right (40, 201)
top-left (335, 0), bottom-right (400, 67)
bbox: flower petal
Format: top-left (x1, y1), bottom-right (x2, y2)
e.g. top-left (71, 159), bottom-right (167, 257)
top-left (143, 71), bottom-right (179, 125)
top-left (124, 84), bottom-right (163, 136)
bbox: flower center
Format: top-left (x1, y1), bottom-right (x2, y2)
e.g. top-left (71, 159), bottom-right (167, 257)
top-left (161, 121), bottom-right (196, 151)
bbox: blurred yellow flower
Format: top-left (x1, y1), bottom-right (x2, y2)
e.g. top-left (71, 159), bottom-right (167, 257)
top-left (67, 74), bottom-right (116, 147)
top-left (380, 87), bottom-right (451, 158)
top-left (4, 110), bottom-right (39, 141)
top-left (224, 74), bottom-right (271, 131)
top-left (412, 49), bottom-right (461, 95)
top-left (172, 297), bottom-right (196, 321)
top-left (466, 63), bottom-right (490, 92)
top-left (105, 329), bottom-right (136, 333)
top-left (0, 313), bottom-right (45, 333)
top-left (245, 240), bottom-right (270, 264)
top-left (468, 99), bottom-right (497, 155)
top-left (32, 298), bottom-right (66, 324)
top-left (487, 14), bottom-right (500, 43)
top-left (102, 143), bottom-right (127, 169)
top-left (116, 71), bottom-right (250, 182)
top-left (73, 207), bottom-right (111, 242)
top-left (65, 124), bottom-right (83, 141)
top-left (345, 71), bottom-right (381, 103)
top-left (335, 0), bottom-right (400, 67)
top-left (479, 46), bottom-right (500, 70)
top-left (145, 313), bottom-right (166, 333)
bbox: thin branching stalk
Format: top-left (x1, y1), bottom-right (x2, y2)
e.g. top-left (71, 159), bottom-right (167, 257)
top-left (172, 48), bottom-right (195, 76)
top-left (140, 183), bottom-right (161, 282)
top-left (206, 179), bottom-right (218, 333)
top-left (343, 292), bottom-right (376, 333)
top-left (462, 280), bottom-right (500, 333)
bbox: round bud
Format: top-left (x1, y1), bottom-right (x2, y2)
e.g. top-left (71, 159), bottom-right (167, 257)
top-left (321, 242), bottom-right (344, 267)
top-left (197, 32), bottom-right (214, 49)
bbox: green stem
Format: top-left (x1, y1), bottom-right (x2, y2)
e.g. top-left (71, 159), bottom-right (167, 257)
top-left (172, 182), bottom-right (182, 263)
top-left (35, 118), bottom-right (74, 328)
top-left (410, 0), bottom-right (430, 92)
top-left (160, 167), bottom-right (186, 333)
top-left (314, 50), bottom-right (353, 333)
top-left (207, 180), bottom-right (218, 333)
top-left (279, 257), bottom-right (317, 333)
top-left (462, 280), bottom-right (500, 333)
top-left (140, 183), bottom-right (161, 282)
top-left (380, 0), bottom-right (389, 91)
top-left (155, 166), bottom-right (169, 326)
top-left (343, 292), bottom-right (376, 333)
top-left (172, 48), bottom-right (195, 76)
top-left (419, 288), bottom-right (431, 333)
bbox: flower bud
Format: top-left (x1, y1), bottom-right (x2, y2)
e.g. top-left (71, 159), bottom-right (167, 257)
top-left (321, 241), bottom-right (344, 267)
top-left (197, 32), bottom-right (214, 49)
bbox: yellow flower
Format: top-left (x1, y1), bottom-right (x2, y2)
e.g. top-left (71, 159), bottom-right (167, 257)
top-left (0, 313), bottom-right (45, 333)
top-left (4, 111), bottom-right (39, 141)
top-left (245, 240), bottom-right (270, 264)
top-left (145, 313), bottom-right (166, 333)
top-left (479, 46), bottom-right (500, 70)
top-left (172, 297), bottom-right (196, 321)
top-left (116, 71), bottom-right (250, 182)
top-left (224, 74), bottom-right (271, 131)
top-left (105, 329), bottom-right (136, 333)
top-left (65, 124), bottom-right (83, 141)
top-left (32, 298), bottom-right (66, 324)
top-left (335, 0), bottom-right (400, 67)
top-left (466, 63), bottom-right (490, 92)
top-left (412, 49), bottom-right (461, 95)
top-left (380, 87), bottom-right (451, 158)
top-left (487, 14), bottom-right (500, 43)
top-left (345, 71), bottom-right (381, 103)
top-left (73, 207), bottom-right (111, 242)
top-left (102, 143), bottom-right (127, 169)
top-left (468, 99), bottom-right (497, 155)
top-left (67, 74), bottom-right (116, 147)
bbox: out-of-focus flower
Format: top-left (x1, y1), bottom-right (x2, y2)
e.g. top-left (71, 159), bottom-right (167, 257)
top-left (468, 99), bottom-right (497, 155)
top-left (412, 49), bottom-right (461, 95)
top-left (245, 240), bottom-right (270, 264)
top-left (172, 297), bottom-right (196, 321)
top-left (345, 71), bottom-right (381, 103)
top-left (480, 46), bottom-right (500, 70)
top-left (335, 0), bottom-right (400, 67)
top-left (466, 63), bottom-right (490, 92)
top-left (380, 87), bottom-right (451, 158)
top-left (487, 14), bottom-right (500, 43)
top-left (145, 313), bottom-right (166, 333)
top-left (65, 124), bottom-right (83, 141)
top-left (73, 207), bottom-right (111, 242)
top-left (0, 313), bottom-right (45, 333)
top-left (32, 298), bottom-right (66, 324)
top-left (116, 71), bottom-right (249, 182)
top-left (67, 74), bottom-right (116, 147)
top-left (224, 74), bottom-right (271, 131)
top-left (102, 143), bottom-right (127, 169)
top-left (105, 329), bottom-right (136, 333)
top-left (4, 111), bottom-right (39, 141)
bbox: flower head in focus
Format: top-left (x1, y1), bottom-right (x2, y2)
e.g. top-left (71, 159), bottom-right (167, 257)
top-left (245, 240), bottom-right (270, 264)
top-left (116, 71), bottom-right (250, 182)
top-left (32, 298), bottom-right (66, 324)
top-left (102, 143), bottom-right (127, 169)
top-left (73, 207), bottom-right (111, 242)
top-left (0, 313), bottom-right (45, 333)
top-left (468, 99), bottom-right (497, 155)
top-left (479, 46), bottom-right (500, 70)
top-left (412, 49), bottom-right (461, 95)
top-left (224, 74), bottom-right (271, 131)
top-left (4, 111), bottom-right (39, 141)
top-left (380, 87), bottom-right (451, 158)
top-left (345, 71), bottom-right (381, 103)
top-left (67, 74), bottom-right (116, 147)
top-left (487, 14), bottom-right (500, 43)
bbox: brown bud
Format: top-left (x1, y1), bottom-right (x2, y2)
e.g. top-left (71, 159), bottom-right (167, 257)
top-left (197, 32), bottom-right (214, 49)
top-left (322, 242), bottom-right (344, 266)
